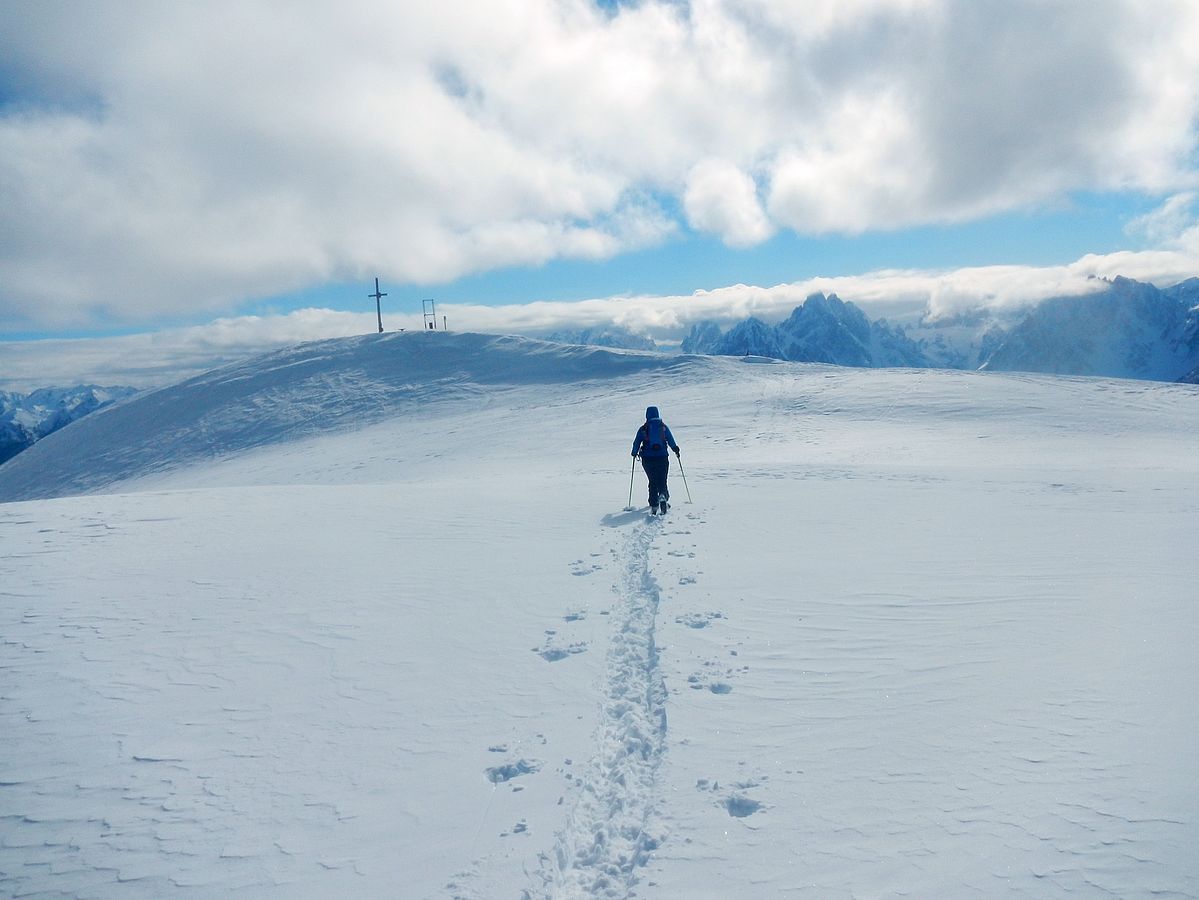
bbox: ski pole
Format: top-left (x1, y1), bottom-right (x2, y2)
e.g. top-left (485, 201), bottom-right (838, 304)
top-left (675, 451), bottom-right (692, 503)
top-left (627, 457), bottom-right (636, 509)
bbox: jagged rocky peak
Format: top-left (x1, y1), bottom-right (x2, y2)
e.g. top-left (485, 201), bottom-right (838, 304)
top-left (1164, 276), bottom-right (1199, 310)
top-left (714, 316), bottom-right (783, 358)
top-left (981, 277), bottom-right (1199, 379)
top-left (776, 294), bottom-right (871, 366)
top-left (978, 321), bottom-right (1010, 362)
top-left (681, 320), bottom-right (724, 354)
top-left (801, 290), bottom-right (867, 320)
top-left (587, 276), bottom-right (1199, 380)
top-left (1, 385), bottom-right (138, 465)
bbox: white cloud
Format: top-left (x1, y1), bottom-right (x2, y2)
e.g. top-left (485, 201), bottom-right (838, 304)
top-left (683, 160), bottom-right (773, 246)
top-left (767, 91), bottom-right (928, 233)
top-left (1126, 193), bottom-right (1199, 247)
top-left (2, 0), bottom-right (1198, 330)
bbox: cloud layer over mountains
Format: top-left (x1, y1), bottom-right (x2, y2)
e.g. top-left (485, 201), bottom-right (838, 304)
top-left (3, 0), bottom-right (1199, 328)
top-left (682, 277), bottom-right (1199, 382)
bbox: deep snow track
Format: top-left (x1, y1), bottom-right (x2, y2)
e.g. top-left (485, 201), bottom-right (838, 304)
top-left (537, 520), bottom-right (669, 899)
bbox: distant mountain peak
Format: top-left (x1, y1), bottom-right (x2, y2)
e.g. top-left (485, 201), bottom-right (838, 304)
top-left (1, 385), bottom-right (138, 466)
top-left (681, 292), bottom-right (925, 368)
top-left (675, 278), bottom-right (1199, 382)
top-left (981, 278), bottom-right (1199, 380)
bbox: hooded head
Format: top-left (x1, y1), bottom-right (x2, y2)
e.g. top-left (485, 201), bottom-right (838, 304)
top-left (645, 406), bottom-right (660, 421)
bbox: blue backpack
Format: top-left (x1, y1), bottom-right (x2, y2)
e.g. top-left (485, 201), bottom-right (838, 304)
top-left (643, 419), bottom-right (667, 454)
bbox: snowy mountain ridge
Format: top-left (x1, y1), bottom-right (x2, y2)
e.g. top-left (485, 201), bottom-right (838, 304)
top-left (0, 331), bottom-right (691, 503)
top-left (737, 294), bottom-right (928, 368)
top-left (680, 276), bottom-right (1199, 381)
top-left (981, 276), bottom-right (1199, 380)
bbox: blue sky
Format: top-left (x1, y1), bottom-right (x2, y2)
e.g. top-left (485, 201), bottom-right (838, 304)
top-left (2, 0), bottom-right (1198, 357)
top-left (275, 191), bottom-right (1158, 311)
top-left (232, 189), bottom-right (1173, 336)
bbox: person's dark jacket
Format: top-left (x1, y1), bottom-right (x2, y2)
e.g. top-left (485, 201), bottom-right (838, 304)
top-left (631, 406), bottom-right (679, 459)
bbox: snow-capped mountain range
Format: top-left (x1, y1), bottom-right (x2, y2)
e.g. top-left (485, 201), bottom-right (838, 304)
top-left (0, 385), bottom-right (137, 465)
top-left (981, 277), bottom-right (1199, 379)
top-left (682, 293), bottom-right (931, 368)
top-left (678, 276), bottom-right (1199, 382)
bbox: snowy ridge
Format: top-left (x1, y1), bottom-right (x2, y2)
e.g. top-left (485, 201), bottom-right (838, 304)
top-left (681, 293), bottom-right (987, 367)
top-left (0, 331), bottom-right (684, 502)
top-left (541, 519), bottom-right (668, 898)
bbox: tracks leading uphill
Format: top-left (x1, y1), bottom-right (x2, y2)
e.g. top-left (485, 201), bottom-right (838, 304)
top-left (535, 520), bottom-right (669, 899)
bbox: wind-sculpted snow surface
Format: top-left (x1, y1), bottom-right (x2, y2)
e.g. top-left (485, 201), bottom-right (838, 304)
top-left (0, 332), bottom-right (686, 502)
top-left (2, 334), bottom-right (1199, 898)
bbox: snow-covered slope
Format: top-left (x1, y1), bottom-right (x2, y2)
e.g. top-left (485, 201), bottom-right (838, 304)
top-left (3, 332), bottom-right (1198, 899)
top-left (0, 332), bottom-right (680, 503)
top-left (710, 315), bottom-right (784, 359)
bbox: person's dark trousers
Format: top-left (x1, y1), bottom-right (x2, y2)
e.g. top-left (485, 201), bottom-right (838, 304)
top-left (641, 456), bottom-right (670, 506)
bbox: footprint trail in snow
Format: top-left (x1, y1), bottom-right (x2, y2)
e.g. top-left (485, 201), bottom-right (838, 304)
top-left (536, 519), bottom-right (669, 899)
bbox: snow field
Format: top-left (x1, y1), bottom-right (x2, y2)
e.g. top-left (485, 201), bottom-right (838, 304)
top-left (2, 334), bottom-right (1198, 898)
top-left (645, 476), bottom-right (1197, 897)
top-left (2, 477), bottom-right (619, 898)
